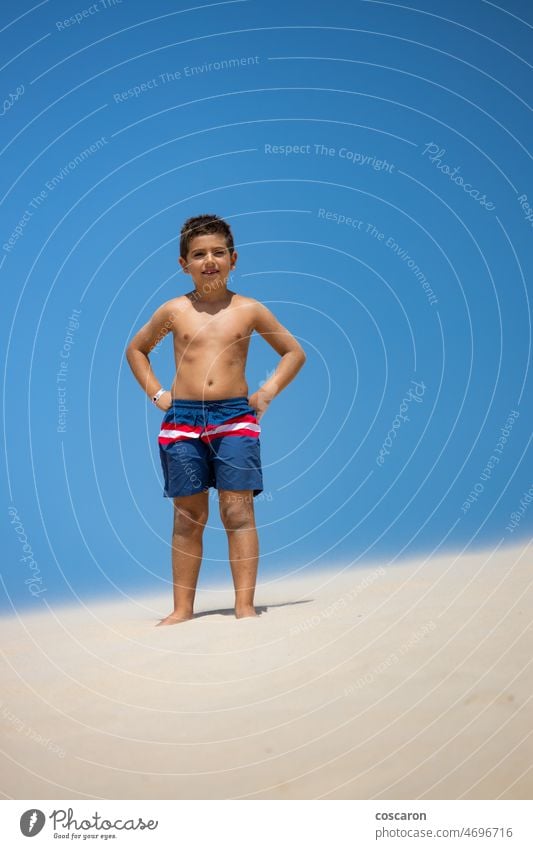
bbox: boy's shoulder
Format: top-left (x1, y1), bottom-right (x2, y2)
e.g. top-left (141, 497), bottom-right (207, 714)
top-left (154, 293), bottom-right (265, 320)
top-left (232, 293), bottom-right (260, 309)
top-left (154, 295), bottom-right (190, 319)
top-left (231, 294), bottom-right (270, 325)
top-left (232, 293), bottom-right (270, 313)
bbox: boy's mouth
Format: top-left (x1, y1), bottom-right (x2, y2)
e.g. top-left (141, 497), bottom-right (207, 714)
top-left (202, 270), bottom-right (219, 275)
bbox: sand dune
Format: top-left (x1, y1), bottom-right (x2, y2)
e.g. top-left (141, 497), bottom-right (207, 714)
top-left (1, 541), bottom-right (531, 799)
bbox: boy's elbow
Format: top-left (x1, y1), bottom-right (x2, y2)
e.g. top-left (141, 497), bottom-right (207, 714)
top-left (289, 347), bottom-right (306, 372)
top-left (125, 341), bottom-right (142, 362)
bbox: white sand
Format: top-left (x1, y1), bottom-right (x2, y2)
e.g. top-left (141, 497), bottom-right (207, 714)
top-left (1, 541), bottom-right (532, 800)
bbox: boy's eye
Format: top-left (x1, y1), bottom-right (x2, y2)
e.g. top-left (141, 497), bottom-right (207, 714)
top-left (192, 249), bottom-right (227, 257)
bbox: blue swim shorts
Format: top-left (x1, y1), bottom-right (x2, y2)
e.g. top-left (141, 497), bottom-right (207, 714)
top-left (158, 396), bottom-right (263, 498)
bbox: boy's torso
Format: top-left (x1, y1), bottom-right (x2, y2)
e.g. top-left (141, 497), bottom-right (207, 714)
top-left (168, 291), bottom-right (255, 400)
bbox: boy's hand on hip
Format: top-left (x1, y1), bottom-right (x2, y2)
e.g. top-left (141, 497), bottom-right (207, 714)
top-left (248, 388), bottom-right (274, 422)
top-left (156, 390), bottom-right (173, 411)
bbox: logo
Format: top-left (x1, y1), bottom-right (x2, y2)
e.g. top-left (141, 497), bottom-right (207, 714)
top-left (20, 809), bottom-right (46, 836)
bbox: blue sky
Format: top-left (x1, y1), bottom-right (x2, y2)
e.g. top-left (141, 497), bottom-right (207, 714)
top-left (2, 0), bottom-right (532, 613)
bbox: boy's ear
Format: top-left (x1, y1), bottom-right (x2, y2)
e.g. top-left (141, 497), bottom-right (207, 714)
top-left (178, 255), bottom-right (190, 274)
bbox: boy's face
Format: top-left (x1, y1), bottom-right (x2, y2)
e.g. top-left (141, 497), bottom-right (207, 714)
top-left (179, 234), bottom-right (237, 291)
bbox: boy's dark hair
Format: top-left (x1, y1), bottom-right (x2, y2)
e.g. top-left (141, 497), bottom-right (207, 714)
top-left (179, 214), bottom-right (235, 259)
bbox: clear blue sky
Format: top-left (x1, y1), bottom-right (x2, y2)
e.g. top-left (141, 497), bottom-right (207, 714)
top-left (2, 0), bottom-right (532, 613)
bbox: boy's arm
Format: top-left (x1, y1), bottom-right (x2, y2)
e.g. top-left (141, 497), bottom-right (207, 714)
top-left (249, 302), bottom-right (306, 419)
top-left (125, 301), bottom-right (176, 409)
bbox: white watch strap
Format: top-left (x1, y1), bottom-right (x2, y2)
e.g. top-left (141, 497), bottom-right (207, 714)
top-left (152, 388), bottom-right (166, 404)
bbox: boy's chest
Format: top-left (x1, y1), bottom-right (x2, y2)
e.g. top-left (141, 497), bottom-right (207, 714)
top-left (176, 309), bottom-right (253, 347)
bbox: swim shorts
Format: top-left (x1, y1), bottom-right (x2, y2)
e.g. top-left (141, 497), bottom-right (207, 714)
top-left (158, 396), bottom-right (263, 498)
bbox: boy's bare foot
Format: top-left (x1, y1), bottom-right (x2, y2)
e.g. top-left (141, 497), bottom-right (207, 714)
top-left (235, 605), bottom-right (258, 619)
top-left (156, 610), bottom-right (194, 626)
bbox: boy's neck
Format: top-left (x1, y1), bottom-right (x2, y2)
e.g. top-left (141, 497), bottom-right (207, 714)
top-left (191, 281), bottom-right (233, 304)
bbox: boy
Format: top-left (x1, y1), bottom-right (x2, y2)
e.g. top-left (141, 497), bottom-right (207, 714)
top-left (125, 214), bottom-right (306, 625)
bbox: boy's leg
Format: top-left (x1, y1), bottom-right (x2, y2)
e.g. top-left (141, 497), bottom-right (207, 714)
top-left (156, 490), bottom-right (209, 626)
top-left (218, 489), bottom-right (259, 618)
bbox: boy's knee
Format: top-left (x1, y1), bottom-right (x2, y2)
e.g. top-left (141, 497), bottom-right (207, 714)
top-left (219, 495), bottom-right (254, 530)
top-left (173, 506), bottom-right (208, 535)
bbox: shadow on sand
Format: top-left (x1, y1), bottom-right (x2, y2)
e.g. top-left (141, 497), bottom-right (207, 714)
top-left (154, 598), bottom-right (314, 623)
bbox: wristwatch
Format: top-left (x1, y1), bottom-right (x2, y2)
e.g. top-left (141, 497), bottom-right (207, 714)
top-left (152, 388), bottom-right (167, 405)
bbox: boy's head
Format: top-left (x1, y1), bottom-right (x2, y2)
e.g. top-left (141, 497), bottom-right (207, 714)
top-left (179, 214), bottom-right (234, 259)
top-left (178, 214), bottom-right (237, 292)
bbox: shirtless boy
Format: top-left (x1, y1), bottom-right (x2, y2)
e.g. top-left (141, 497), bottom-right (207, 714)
top-left (126, 214), bottom-right (306, 625)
